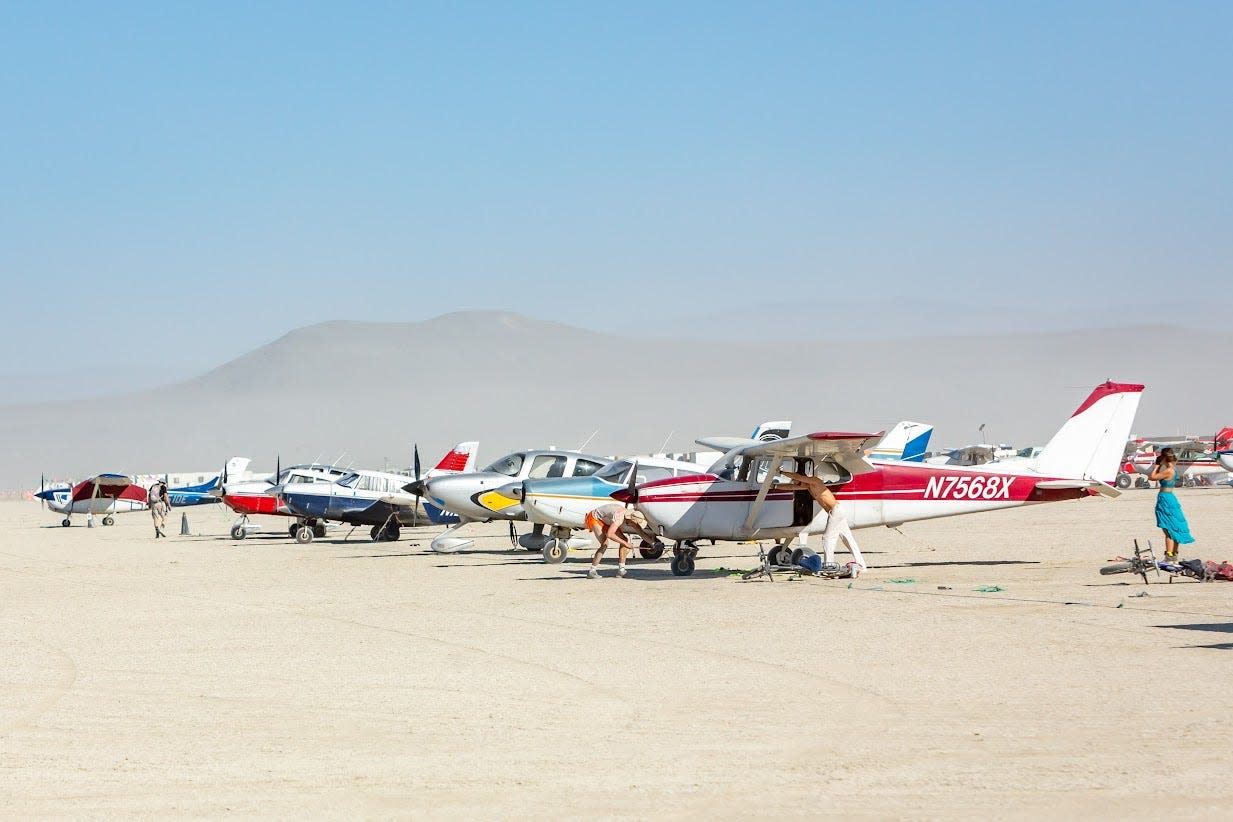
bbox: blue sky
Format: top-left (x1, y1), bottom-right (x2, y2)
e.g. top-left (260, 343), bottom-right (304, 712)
top-left (2, 2), bottom-right (1229, 385)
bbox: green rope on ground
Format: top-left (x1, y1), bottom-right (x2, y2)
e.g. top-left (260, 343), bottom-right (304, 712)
top-left (885, 578), bottom-right (917, 584)
top-left (975, 585), bottom-right (1005, 593)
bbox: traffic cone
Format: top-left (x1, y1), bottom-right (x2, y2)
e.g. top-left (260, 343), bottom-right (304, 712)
top-left (180, 512), bottom-right (190, 536)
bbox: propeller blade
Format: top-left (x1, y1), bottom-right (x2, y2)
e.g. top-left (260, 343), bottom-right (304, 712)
top-left (276, 454), bottom-right (281, 485)
top-left (626, 460), bottom-right (640, 505)
top-left (414, 443), bottom-right (422, 484)
top-left (40, 473), bottom-right (45, 509)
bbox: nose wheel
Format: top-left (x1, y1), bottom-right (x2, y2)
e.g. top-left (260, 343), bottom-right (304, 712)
top-left (670, 542), bottom-right (699, 576)
top-left (102, 516), bottom-right (115, 526)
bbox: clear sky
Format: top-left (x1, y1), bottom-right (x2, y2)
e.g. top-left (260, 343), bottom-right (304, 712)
top-left (2, 1), bottom-right (1230, 384)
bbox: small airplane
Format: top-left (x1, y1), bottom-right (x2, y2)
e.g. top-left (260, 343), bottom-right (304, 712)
top-left (1122, 427), bottom-right (1233, 487)
top-left (36, 473), bottom-right (148, 526)
top-left (412, 447), bottom-right (610, 553)
top-left (218, 459), bottom-right (354, 540)
top-left (618, 381), bottom-right (1143, 576)
top-left (515, 420), bottom-right (933, 563)
top-left (36, 472), bottom-right (224, 526)
top-left (276, 443), bottom-right (480, 543)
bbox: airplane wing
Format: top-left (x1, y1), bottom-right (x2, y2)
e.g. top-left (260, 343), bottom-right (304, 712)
top-left (737, 431), bottom-right (883, 476)
top-left (377, 492), bottom-right (421, 509)
top-left (70, 473), bottom-right (137, 502)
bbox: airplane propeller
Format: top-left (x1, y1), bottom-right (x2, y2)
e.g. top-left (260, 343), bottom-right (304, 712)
top-left (404, 443), bottom-right (427, 498)
top-left (625, 460), bottom-right (640, 505)
top-left (40, 474), bottom-right (45, 509)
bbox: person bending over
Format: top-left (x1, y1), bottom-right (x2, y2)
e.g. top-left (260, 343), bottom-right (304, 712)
top-left (585, 503), bottom-right (656, 579)
top-left (776, 469), bottom-right (866, 573)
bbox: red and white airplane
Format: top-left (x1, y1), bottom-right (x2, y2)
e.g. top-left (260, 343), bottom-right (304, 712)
top-left (617, 382), bottom-right (1144, 576)
top-left (37, 474), bottom-right (148, 527)
top-left (1123, 427), bottom-right (1233, 486)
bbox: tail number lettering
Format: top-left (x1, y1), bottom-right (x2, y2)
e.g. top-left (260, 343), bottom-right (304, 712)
top-left (924, 475), bottom-right (1014, 500)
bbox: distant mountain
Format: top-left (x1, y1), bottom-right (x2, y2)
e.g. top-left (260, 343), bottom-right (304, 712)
top-left (2, 311), bottom-right (1229, 491)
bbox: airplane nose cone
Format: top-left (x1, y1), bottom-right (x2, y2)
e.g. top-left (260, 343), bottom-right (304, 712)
top-left (404, 479), bottom-right (426, 497)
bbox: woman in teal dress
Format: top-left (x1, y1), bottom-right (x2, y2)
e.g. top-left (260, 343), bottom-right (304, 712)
top-left (1149, 448), bottom-right (1195, 559)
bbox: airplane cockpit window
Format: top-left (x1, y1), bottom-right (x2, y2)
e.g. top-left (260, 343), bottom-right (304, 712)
top-left (336, 473), bottom-right (360, 488)
top-left (357, 475), bottom-right (376, 492)
top-left (635, 466), bottom-right (673, 484)
top-left (529, 454), bottom-right (567, 479)
top-left (595, 460), bottom-right (632, 482)
top-left (484, 453), bottom-right (525, 477)
top-left (572, 459), bottom-right (604, 477)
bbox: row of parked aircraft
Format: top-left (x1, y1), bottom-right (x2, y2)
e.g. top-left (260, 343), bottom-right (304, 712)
top-left (40, 381), bottom-right (1223, 577)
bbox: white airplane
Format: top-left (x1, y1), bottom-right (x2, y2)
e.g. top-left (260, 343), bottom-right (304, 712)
top-left (217, 458), bottom-right (353, 540)
top-left (1122, 428), bottom-right (1233, 487)
top-left (411, 448), bottom-right (610, 553)
top-left (620, 382), bottom-right (1143, 576)
top-left (515, 420), bottom-right (933, 562)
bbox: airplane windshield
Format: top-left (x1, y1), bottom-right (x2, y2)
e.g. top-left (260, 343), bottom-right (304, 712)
top-left (595, 460), bottom-right (632, 482)
top-left (336, 473), bottom-right (360, 488)
top-left (483, 453), bottom-right (525, 477)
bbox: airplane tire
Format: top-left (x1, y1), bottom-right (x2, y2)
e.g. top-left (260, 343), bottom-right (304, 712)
top-left (289, 524), bottom-right (301, 537)
top-left (638, 540), bottom-right (664, 560)
top-left (542, 539), bottom-right (568, 564)
top-left (62, 518), bottom-right (71, 527)
top-left (370, 526), bottom-right (380, 541)
top-left (1115, 474), bottom-right (1133, 490)
top-left (384, 526), bottom-right (400, 542)
top-left (102, 516), bottom-right (115, 526)
top-left (671, 556), bottom-right (695, 576)
top-left (231, 525), bottom-right (247, 540)
top-left (313, 524), bottom-right (326, 539)
top-left (767, 545), bottom-right (787, 566)
top-left (295, 526), bottom-right (313, 544)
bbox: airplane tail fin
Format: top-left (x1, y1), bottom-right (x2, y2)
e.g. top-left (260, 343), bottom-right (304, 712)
top-left (869, 421), bottom-right (933, 462)
top-left (428, 442), bottom-right (479, 476)
top-left (750, 421), bottom-right (792, 442)
top-left (1033, 382), bottom-right (1145, 482)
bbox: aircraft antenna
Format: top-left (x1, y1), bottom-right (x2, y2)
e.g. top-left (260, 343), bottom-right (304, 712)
top-left (655, 430), bottom-right (675, 456)
top-left (578, 430), bottom-right (599, 452)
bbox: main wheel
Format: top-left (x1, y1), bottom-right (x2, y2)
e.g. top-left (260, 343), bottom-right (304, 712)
top-left (767, 545), bottom-right (788, 566)
top-left (542, 539), bottom-right (569, 564)
top-left (289, 524), bottom-right (301, 537)
top-left (638, 539), bottom-right (664, 560)
top-left (383, 526), bottom-right (400, 542)
top-left (370, 526), bottom-right (380, 541)
top-left (102, 516), bottom-right (115, 526)
top-left (1115, 474), bottom-right (1133, 490)
top-left (1100, 561), bottom-right (1134, 575)
top-left (62, 518), bottom-right (71, 527)
top-left (312, 523), bottom-right (326, 539)
top-left (231, 524), bottom-right (247, 540)
top-left (295, 526), bottom-right (313, 544)
top-left (671, 555), bottom-right (696, 576)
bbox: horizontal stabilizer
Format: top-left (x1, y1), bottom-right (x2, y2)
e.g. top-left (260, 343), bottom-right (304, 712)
top-left (1034, 479), bottom-right (1121, 498)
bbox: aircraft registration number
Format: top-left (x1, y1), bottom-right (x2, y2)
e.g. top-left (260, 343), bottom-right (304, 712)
top-left (923, 475), bottom-right (1015, 500)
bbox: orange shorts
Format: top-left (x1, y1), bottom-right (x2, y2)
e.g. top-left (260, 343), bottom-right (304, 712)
top-left (585, 512), bottom-right (601, 531)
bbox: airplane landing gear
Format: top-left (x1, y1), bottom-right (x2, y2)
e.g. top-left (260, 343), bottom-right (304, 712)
top-left (431, 521), bottom-right (473, 553)
top-left (670, 542), bottom-right (699, 576)
top-left (102, 516), bottom-right (115, 526)
top-left (62, 518), bottom-right (71, 527)
top-left (295, 525), bottom-right (314, 544)
top-left (231, 524), bottom-right (248, 540)
top-left (542, 538), bottom-right (569, 563)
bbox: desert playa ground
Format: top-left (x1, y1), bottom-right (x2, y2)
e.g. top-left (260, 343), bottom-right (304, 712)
top-left (2, 492), bottom-right (1231, 819)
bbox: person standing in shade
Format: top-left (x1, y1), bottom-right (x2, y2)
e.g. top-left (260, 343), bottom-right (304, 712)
top-left (148, 479), bottom-right (171, 539)
top-left (1148, 448), bottom-right (1195, 559)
